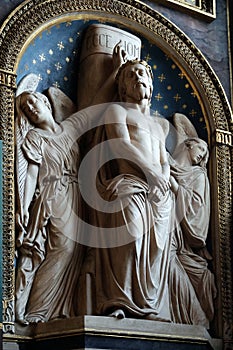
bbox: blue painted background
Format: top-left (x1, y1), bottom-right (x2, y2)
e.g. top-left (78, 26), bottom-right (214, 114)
top-left (0, 0), bottom-right (231, 105)
top-left (17, 19), bottom-right (207, 140)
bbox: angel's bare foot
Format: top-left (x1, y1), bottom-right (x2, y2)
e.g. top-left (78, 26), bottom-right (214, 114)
top-left (145, 313), bottom-right (171, 322)
top-left (109, 309), bottom-right (125, 319)
top-left (25, 315), bottom-right (45, 324)
top-left (17, 318), bottom-right (29, 326)
top-left (15, 309), bottom-right (29, 326)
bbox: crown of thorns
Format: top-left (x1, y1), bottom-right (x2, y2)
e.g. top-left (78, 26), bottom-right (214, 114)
top-left (115, 59), bottom-right (154, 84)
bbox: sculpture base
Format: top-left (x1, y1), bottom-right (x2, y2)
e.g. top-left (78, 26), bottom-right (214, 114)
top-left (3, 316), bottom-right (222, 350)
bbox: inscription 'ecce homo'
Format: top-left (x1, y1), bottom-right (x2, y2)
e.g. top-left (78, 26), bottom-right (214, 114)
top-left (86, 33), bottom-right (140, 58)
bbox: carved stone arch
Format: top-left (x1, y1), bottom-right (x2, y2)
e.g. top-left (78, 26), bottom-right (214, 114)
top-left (0, 0), bottom-right (232, 345)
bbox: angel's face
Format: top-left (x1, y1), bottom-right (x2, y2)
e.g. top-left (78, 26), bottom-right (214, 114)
top-left (188, 143), bottom-right (207, 165)
top-left (21, 94), bottom-right (51, 125)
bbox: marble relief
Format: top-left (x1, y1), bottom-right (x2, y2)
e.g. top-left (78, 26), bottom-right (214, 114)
top-left (14, 24), bottom-right (216, 329)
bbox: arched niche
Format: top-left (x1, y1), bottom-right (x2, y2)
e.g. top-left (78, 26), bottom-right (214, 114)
top-left (0, 0), bottom-right (232, 346)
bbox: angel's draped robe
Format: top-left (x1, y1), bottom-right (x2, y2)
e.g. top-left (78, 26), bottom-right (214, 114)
top-left (16, 111), bottom-right (93, 322)
top-left (169, 160), bottom-right (216, 328)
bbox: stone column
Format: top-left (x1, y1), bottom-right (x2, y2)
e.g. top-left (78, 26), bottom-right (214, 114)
top-left (77, 24), bottom-right (141, 109)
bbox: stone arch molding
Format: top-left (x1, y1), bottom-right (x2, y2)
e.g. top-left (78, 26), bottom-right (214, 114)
top-left (0, 0), bottom-right (232, 343)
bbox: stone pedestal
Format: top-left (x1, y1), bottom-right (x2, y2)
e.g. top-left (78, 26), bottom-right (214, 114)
top-left (3, 316), bottom-right (222, 350)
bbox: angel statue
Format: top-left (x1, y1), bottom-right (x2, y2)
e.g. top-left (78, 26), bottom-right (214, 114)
top-left (168, 113), bottom-right (217, 328)
top-left (14, 89), bottom-right (88, 325)
top-left (14, 44), bottom-right (128, 325)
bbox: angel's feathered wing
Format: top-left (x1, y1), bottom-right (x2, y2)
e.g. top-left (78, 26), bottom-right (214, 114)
top-left (15, 117), bottom-right (33, 247)
top-left (16, 73), bottom-right (40, 97)
top-left (46, 87), bottom-right (77, 122)
top-left (15, 73), bottom-right (39, 247)
top-left (173, 113), bottom-right (198, 144)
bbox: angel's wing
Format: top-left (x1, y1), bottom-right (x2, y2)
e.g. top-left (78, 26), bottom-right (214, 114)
top-left (16, 73), bottom-right (40, 97)
top-left (15, 73), bottom-right (40, 247)
top-left (46, 87), bottom-right (77, 123)
top-left (173, 113), bottom-right (198, 146)
top-left (15, 117), bottom-right (33, 247)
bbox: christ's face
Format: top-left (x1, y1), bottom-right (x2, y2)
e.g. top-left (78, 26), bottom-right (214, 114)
top-left (123, 63), bottom-right (152, 102)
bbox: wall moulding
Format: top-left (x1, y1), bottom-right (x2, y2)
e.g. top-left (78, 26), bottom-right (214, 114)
top-left (152, 0), bottom-right (216, 21)
top-left (0, 0), bottom-right (232, 347)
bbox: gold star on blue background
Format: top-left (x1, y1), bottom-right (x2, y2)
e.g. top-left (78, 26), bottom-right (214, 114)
top-left (17, 19), bottom-right (207, 140)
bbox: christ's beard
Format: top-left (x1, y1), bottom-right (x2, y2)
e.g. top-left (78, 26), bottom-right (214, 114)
top-left (132, 86), bottom-right (150, 101)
